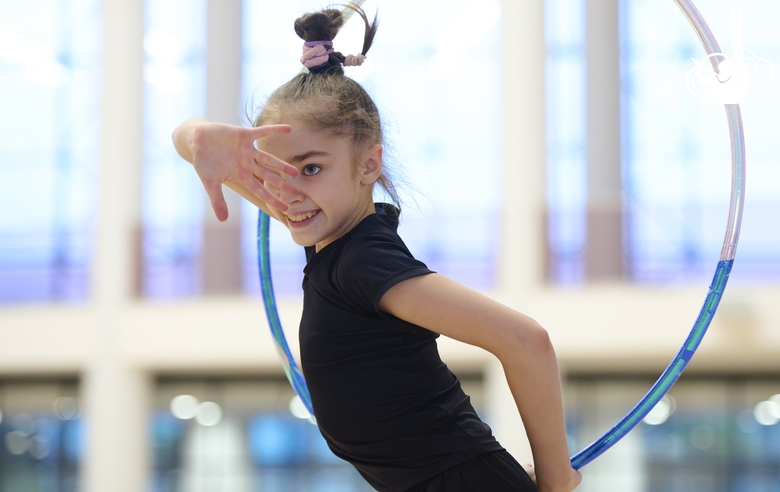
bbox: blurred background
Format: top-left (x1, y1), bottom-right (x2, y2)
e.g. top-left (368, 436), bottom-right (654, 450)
top-left (0, 0), bottom-right (779, 490)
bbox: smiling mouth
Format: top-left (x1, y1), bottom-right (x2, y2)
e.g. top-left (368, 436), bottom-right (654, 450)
top-left (286, 210), bottom-right (319, 223)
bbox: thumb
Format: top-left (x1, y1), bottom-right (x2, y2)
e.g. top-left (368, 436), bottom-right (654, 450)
top-left (204, 181), bottom-right (229, 221)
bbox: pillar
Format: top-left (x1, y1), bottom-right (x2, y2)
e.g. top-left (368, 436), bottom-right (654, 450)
top-left (202, 0), bottom-right (245, 295)
top-left (83, 0), bottom-right (150, 491)
top-left (499, 0), bottom-right (548, 296)
top-left (585, 0), bottom-right (624, 280)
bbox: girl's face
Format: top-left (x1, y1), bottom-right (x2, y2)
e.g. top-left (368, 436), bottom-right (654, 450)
top-left (257, 119), bottom-right (382, 252)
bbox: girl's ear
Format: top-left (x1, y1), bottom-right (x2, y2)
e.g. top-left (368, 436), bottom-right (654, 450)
top-left (359, 144), bottom-right (383, 185)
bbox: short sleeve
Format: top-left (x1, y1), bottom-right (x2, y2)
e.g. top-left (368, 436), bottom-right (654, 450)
top-left (335, 232), bottom-right (433, 314)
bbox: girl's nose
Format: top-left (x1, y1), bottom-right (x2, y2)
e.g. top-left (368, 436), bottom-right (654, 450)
top-left (263, 173), bottom-right (300, 206)
top-left (276, 176), bottom-right (303, 205)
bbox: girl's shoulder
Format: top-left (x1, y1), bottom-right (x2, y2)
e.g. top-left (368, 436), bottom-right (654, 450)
top-left (341, 206), bottom-right (411, 259)
top-left (307, 203), bottom-right (422, 283)
top-left (348, 202), bottom-right (401, 239)
top-left (332, 218), bottom-right (432, 314)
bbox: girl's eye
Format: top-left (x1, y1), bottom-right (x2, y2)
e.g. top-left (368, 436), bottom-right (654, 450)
top-left (302, 164), bottom-right (321, 176)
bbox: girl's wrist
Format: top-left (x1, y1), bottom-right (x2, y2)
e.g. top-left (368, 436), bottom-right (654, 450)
top-left (187, 118), bottom-right (208, 154)
top-left (537, 467), bottom-right (582, 492)
top-left (173, 118), bottom-right (206, 163)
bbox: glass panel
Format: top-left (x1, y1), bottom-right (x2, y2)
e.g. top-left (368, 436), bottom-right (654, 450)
top-left (623, 0), bottom-right (780, 283)
top-left (566, 376), bottom-right (780, 491)
top-left (545, 0), bottom-right (587, 284)
top-left (152, 375), bottom-right (485, 491)
top-left (151, 377), bottom-right (374, 492)
top-left (0, 0), bottom-right (101, 303)
top-left (0, 380), bottom-right (82, 491)
top-left (242, 0), bottom-right (502, 296)
top-left (142, 0), bottom-right (207, 299)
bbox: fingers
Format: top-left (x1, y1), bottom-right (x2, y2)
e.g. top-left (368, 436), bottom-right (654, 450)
top-left (573, 469), bottom-right (583, 486)
top-left (203, 180), bottom-right (229, 222)
top-left (249, 125), bottom-right (297, 175)
top-left (523, 463), bottom-right (537, 485)
top-left (248, 123), bottom-right (292, 138)
top-left (255, 148), bottom-right (298, 177)
top-left (254, 165), bottom-right (299, 195)
top-left (279, 180), bottom-right (299, 195)
top-left (244, 175), bottom-right (291, 212)
top-left (249, 126), bottom-right (298, 177)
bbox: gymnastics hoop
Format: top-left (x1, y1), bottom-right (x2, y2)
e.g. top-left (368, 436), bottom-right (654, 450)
top-left (256, 0), bottom-right (746, 469)
top-left (568, 0), bottom-right (745, 468)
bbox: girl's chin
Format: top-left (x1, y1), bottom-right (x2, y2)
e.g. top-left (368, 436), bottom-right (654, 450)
top-left (287, 229), bottom-right (320, 248)
top-left (290, 236), bottom-right (317, 247)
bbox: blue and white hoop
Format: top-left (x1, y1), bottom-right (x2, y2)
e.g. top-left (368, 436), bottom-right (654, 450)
top-left (256, 0), bottom-right (747, 469)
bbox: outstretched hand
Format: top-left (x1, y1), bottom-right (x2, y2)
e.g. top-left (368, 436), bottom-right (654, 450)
top-left (186, 122), bottom-right (299, 221)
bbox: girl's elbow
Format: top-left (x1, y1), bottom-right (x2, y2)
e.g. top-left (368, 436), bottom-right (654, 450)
top-left (505, 319), bottom-right (553, 358)
top-left (527, 321), bottom-right (553, 353)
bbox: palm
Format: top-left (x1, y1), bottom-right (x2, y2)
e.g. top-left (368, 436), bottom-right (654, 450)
top-left (190, 122), bottom-right (298, 221)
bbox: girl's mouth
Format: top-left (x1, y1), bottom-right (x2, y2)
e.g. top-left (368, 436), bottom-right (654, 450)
top-left (286, 210), bottom-right (319, 228)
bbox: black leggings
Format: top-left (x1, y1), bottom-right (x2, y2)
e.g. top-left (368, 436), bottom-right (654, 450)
top-left (406, 450), bottom-right (539, 492)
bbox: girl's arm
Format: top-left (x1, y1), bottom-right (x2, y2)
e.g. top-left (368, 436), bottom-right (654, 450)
top-left (379, 273), bottom-right (582, 492)
top-left (172, 118), bottom-right (299, 221)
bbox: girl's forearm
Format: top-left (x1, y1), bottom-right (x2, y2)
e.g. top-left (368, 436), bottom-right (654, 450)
top-left (497, 331), bottom-right (579, 492)
top-left (224, 181), bottom-right (273, 214)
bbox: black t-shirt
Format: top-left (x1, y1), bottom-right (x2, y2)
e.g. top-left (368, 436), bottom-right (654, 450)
top-left (300, 203), bottom-right (502, 492)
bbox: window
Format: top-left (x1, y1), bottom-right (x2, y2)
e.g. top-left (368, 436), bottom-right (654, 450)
top-left (151, 374), bottom-right (486, 491)
top-left (623, 0), bottom-right (780, 283)
top-left (566, 375), bottom-right (780, 491)
top-left (545, 0), bottom-right (587, 284)
top-left (0, 379), bottom-right (82, 491)
top-left (151, 377), bottom-right (372, 492)
top-left (0, 0), bottom-right (101, 303)
top-left (142, 0), bottom-right (207, 298)
top-left (545, 0), bottom-right (780, 284)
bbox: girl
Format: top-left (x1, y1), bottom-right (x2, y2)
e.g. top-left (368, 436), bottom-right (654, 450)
top-left (173, 6), bottom-right (581, 492)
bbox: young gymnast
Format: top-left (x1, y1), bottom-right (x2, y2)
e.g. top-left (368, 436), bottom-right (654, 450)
top-left (173, 6), bottom-right (581, 492)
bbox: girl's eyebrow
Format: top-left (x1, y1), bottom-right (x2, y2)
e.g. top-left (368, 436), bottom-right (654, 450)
top-left (289, 150), bottom-right (329, 164)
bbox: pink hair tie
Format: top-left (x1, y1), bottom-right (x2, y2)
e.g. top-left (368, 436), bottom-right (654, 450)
top-left (301, 43), bottom-right (334, 68)
top-left (300, 40), bottom-right (366, 70)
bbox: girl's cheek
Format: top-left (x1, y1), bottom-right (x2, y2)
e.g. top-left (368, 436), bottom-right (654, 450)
top-left (264, 202), bottom-right (286, 222)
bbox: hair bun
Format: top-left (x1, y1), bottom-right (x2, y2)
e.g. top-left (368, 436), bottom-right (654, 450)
top-left (294, 9), bottom-right (344, 42)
